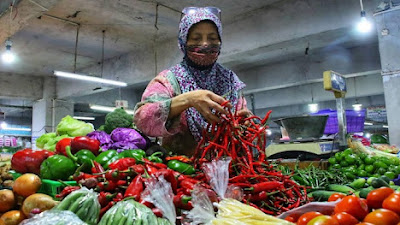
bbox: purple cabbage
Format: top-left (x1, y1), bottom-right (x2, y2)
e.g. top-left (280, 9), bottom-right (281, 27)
top-left (110, 141), bottom-right (139, 153)
top-left (110, 128), bottom-right (148, 149)
top-left (394, 174), bottom-right (400, 186)
top-left (87, 131), bottom-right (113, 152)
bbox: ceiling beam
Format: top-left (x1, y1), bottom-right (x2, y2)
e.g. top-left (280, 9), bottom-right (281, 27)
top-left (0, 0), bottom-right (62, 44)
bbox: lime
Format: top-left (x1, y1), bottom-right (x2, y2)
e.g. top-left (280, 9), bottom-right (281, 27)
top-left (344, 172), bottom-right (356, 180)
top-left (331, 163), bottom-right (341, 170)
top-left (335, 152), bottom-right (343, 161)
top-left (377, 167), bottom-right (387, 175)
top-left (374, 161), bottom-right (389, 169)
top-left (340, 160), bottom-right (349, 167)
top-left (390, 157), bottom-right (400, 166)
top-left (357, 170), bottom-right (368, 177)
top-left (344, 148), bottom-right (353, 155)
top-left (359, 153), bottom-right (367, 160)
top-left (358, 164), bottom-right (365, 171)
top-left (345, 154), bottom-right (357, 165)
top-left (364, 156), bottom-right (374, 165)
top-left (381, 157), bottom-right (392, 166)
top-left (372, 174), bottom-right (380, 178)
top-left (365, 165), bottom-right (375, 173)
top-left (355, 158), bottom-right (363, 166)
top-left (384, 171), bottom-right (396, 179)
top-left (328, 157), bottom-right (337, 165)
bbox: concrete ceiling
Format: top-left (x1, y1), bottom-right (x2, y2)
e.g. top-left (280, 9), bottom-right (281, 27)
top-left (0, 0), bottom-right (386, 124)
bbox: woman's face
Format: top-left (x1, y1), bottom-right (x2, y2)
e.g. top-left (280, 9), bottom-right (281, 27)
top-left (186, 21), bottom-right (221, 46)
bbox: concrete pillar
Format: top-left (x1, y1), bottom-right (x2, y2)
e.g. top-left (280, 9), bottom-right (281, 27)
top-left (374, 7), bottom-right (400, 146)
top-left (31, 78), bottom-right (74, 149)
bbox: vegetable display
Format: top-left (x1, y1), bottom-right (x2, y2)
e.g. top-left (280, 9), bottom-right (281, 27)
top-left (103, 108), bottom-right (133, 134)
top-left (11, 149), bottom-right (55, 175)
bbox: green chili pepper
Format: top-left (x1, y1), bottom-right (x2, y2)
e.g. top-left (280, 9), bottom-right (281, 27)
top-left (95, 150), bottom-right (120, 169)
top-left (147, 152), bottom-right (163, 163)
top-left (119, 149), bottom-right (146, 163)
top-left (66, 146), bottom-right (96, 173)
top-left (40, 155), bottom-right (77, 180)
top-left (167, 160), bottom-right (195, 175)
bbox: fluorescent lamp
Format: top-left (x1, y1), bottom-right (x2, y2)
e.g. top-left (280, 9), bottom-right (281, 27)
top-left (383, 125), bottom-right (388, 129)
top-left (73, 116), bottom-right (95, 121)
top-left (308, 103), bottom-right (318, 113)
top-left (352, 103), bottom-right (362, 111)
top-left (54, 71), bottom-right (127, 87)
top-left (364, 122), bottom-right (373, 126)
top-left (3, 127), bottom-right (31, 131)
top-left (90, 105), bottom-right (134, 115)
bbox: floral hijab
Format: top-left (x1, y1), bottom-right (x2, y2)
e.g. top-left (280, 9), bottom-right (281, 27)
top-left (171, 8), bottom-right (245, 141)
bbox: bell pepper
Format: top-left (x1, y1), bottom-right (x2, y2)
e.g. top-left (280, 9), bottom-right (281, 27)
top-left (65, 146), bottom-right (96, 173)
top-left (167, 160), bottom-right (195, 175)
top-left (11, 148), bottom-right (55, 175)
top-left (70, 136), bottom-right (100, 155)
top-left (40, 155), bottom-right (77, 180)
top-left (119, 149), bottom-right (145, 162)
top-left (55, 137), bottom-right (72, 156)
top-left (95, 150), bottom-right (120, 169)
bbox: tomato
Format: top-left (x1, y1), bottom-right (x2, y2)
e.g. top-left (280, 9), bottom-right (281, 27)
top-left (355, 223), bottom-right (374, 225)
top-left (285, 214), bottom-right (300, 222)
top-left (382, 192), bottom-right (400, 215)
top-left (297, 212), bottom-right (323, 225)
top-left (334, 195), bottom-right (369, 220)
top-left (363, 209), bottom-right (400, 225)
top-left (329, 193), bottom-right (347, 202)
top-left (332, 212), bottom-right (359, 225)
top-left (307, 215), bottom-right (339, 225)
top-left (367, 187), bottom-right (395, 209)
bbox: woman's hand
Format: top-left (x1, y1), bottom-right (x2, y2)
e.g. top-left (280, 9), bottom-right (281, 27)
top-left (187, 90), bottom-right (230, 123)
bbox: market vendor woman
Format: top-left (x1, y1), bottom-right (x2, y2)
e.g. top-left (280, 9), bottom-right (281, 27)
top-left (134, 7), bottom-right (250, 155)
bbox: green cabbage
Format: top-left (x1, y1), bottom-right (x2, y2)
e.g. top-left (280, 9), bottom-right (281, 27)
top-left (56, 115), bottom-right (94, 137)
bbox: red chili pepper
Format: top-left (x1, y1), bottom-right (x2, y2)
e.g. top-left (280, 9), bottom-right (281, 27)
top-left (97, 181), bottom-right (118, 192)
top-left (104, 169), bottom-right (126, 182)
top-left (55, 186), bottom-right (81, 199)
top-left (165, 155), bottom-right (192, 163)
top-left (145, 164), bottom-right (158, 176)
top-left (109, 158), bottom-right (136, 170)
top-left (129, 164), bottom-right (145, 174)
top-left (73, 172), bottom-right (97, 182)
top-left (139, 199), bottom-right (154, 208)
top-left (246, 181), bottom-right (283, 193)
top-left (11, 148), bottom-right (55, 175)
top-left (152, 208), bottom-right (163, 217)
top-left (173, 194), bottom-right (193, 210)
top-left (124, 174), bottom-right (143, 200)
top-left (98, 192), bottom-right (115, 207)
top-left (92, 161), bottom-right (105, 174)
top-left (154, 169), bottom-right (178, 194)
top-left (99, 201), bottom-right (115, 218)
top-left (70, 136), bottom-right (100, 155)
top-left (55, 138), bottom-right (72, 156)
top-left (143, 158), bottom-right (167, 169)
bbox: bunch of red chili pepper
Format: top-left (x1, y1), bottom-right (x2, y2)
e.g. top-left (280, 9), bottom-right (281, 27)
top-left (192, 102), bottom-right (309, 215)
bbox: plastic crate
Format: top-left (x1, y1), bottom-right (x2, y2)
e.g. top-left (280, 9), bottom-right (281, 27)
top-left (9, 171), bottom-right (78, 198)
top-left (311, 109), bottom-right (366, 134)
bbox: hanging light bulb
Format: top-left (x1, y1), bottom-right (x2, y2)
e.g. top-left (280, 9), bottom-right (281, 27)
top-left (357, 13), bottom-right (372, 33)
top-left (353, 103), bottom-right (362, 111)
top-left (308, 103), bottom-right (319, 113)
top-left (2, 38), bottom-right (15, 63)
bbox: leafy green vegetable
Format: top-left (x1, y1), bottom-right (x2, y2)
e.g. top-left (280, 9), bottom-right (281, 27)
top-left (36, 133), bottom-right (70, 151)
top-left (104, 108), bottom-right (133, 134)
top-left (56, 115), bottom-right (94, 137)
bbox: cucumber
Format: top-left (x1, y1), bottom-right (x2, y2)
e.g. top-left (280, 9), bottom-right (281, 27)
top-left (310, 190), bottom-right (338, 201)
top-left (367, 177), bottom-right (376, 185)
top-left (380, 175), bottom-right (391, 183)
top-left (359, 186), bottom-right (374, 199)
top-left (349, 178), bottom-right (366, 190)
top-left (327, 184), bottom-right (356, 194)
top-left (371, 178), bottom-right (389, 188)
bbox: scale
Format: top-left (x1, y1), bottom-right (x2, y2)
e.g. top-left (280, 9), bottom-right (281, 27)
top-left (265, 71), bottom-right (347, 159)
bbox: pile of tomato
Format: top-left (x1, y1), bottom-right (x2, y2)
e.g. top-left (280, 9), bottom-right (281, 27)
top-left (285, 188), bottom-right (400, 225)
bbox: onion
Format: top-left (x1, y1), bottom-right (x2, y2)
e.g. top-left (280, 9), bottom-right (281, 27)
top-left (0, 210), bottom-right (26, 225)
top-left (21, 193), bottom-right (58, 217)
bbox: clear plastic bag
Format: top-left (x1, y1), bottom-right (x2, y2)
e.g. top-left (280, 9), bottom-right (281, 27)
top-left (202, 157), bottom-right (231, 199)
top-left (53, 187), bottom-right (100, 225)
top-left (20, 210), bottom-right (87, 225)
top-left (141, 175), bottom-right (176, 224)
top-left (277, 200), bottom-right (339, 219)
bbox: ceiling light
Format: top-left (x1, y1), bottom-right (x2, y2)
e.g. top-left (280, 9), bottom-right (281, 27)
top-left (1, 122), bottom-right (7, 129)
top-left (383, 125), bottom-right (388, 129)
top-left (73, 116), bottom-right (95, 121)
top-left (365, 132), bottom-right (371, 138)
top-left (308, 103), bottom-right (319, 113)
top-left (2, 39), bottom-right (15, 64)
top-left (90, 105), bottom-right (134, 114)
top-left (352, 103), bottom-right (362, 111)
top-left (3, 127), bottom-right (31, 131)
top-left (364, 122), bottom-right (373, 126)
top-left (54, 71), bottom-right (127, 87)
